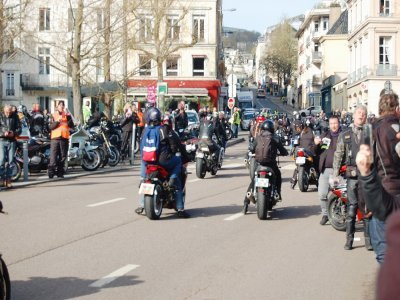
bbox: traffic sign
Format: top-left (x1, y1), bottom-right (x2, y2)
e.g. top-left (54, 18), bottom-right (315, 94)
top-left (227, 74), bottom-right (238, 98)
top-left (227, 97), bottom-right (235, 110)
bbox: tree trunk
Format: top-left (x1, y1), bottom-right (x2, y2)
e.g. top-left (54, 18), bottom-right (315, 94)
top-left (102, 0), bottom-right (112, 119)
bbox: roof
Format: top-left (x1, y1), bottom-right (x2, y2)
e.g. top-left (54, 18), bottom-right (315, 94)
top-left (327, 10), bottom-right (348, 35)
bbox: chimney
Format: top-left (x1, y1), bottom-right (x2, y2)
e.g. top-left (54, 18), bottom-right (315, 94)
top-left (329, 3), bottom-right (342, 28)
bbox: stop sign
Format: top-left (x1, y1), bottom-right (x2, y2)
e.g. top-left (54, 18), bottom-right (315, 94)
top-left (227, 97), bottom-right (235, 110)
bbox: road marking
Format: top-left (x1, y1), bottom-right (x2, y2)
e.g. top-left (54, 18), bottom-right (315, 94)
top-left (354, 237), bottom-right (361, 242)
top-left (89, 264), bottom-right (140, 288)
top-left (224, 212), bottom-right (244, 221)
top-left (187, 178), bottom-right (201, 183)
top-left (222, 163), bottom-right (243, 169)
top-left (281, 164), bottom-right (296, 170)
top-left (87, 198), bottom-right (126, 208)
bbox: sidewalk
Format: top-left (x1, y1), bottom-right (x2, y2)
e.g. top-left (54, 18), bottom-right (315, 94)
top-left (9, 136), bottom-right (245, 189)
top-left (268, 96), bottom-right (297, 116)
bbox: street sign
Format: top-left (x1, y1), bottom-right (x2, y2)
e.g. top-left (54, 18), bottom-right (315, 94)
top-left (227, 74), bottom-right (238, 98)
top-left (227, 97), bottom-right (235, 110)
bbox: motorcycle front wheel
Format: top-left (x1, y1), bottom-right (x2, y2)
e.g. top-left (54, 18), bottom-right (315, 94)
top-left (327, 196), bottom-right (346, 231)
top-left (225, 128), bottom-right (233, 140)
top-left (0, 256), bottom-right (11, 300)
top-left (297, 166), bottom-right (309, 192)
top-left (107, 146), bottom-right (120, 167)
top-left (81, 149), bottom-right (102, 171)
top-left (11, 161), bottom-right (22, 182)
top-left (144, 184), bottom-right (163, 220)
top-left (195, 158), bottom-right (206, 179)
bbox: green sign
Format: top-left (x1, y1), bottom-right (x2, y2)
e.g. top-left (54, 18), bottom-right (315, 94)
top-left (157, 83), bottom-right (168, 94)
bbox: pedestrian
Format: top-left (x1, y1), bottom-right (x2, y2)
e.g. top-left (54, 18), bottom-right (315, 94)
top-left (82, 100), bottom-right (92, 125)
top-left (120, 103), bottom-right (139, 159)
top-left (231, 107), bottom-right (240, 138)
top-left (48, 101), bottom-right (74, 179)
top-left (174, 101), bottom-right (188, 138)
top-left (333, 105), bottom-right (371, 251)
top-left (0, 104), bottom-right (22, 188)
top-left (314, 116), bottom-right (341, 225)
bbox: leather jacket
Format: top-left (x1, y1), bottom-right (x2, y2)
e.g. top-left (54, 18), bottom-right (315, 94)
top-left (0, 112), bottom-right (22, 141)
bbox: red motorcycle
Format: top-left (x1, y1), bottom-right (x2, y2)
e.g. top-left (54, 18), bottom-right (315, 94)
top-left (327, 166), bottom-right (365, 231)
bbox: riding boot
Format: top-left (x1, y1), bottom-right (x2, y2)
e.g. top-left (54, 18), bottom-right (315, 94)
top-left (344, 220), bottom-right (354, 250)
top-left (363, 218), bottom-right (373, 251)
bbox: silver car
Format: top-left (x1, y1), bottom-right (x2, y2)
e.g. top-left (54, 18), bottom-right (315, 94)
top-left (241, 112), bottom-right (256, 131)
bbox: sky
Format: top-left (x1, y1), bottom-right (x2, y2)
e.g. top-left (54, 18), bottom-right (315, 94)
top-left (222, 0), bottom-right (322, 33)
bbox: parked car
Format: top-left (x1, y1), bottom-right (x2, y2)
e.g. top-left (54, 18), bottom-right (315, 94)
top-left (186, 110), bottom-right (200, 128)
top-left (241, 112), bottom-right (256, 131)
top-left (257, 89), bottom-right (267, 98)
top-left (299, 106), bottom-right (322, 116)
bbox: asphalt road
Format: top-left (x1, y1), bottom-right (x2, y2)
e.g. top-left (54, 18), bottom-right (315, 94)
top-left (0, 139), bottom-right (378, 300)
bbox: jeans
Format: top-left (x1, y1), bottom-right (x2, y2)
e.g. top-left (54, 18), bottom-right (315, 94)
top-left (0, 139), bottom-right (16, 180)
top-left (317, 168), bottom-right (333, 216)
top-left (231, 123), bottom-right (239, 138)
top-left (369, 216), bottom-right (386, 264)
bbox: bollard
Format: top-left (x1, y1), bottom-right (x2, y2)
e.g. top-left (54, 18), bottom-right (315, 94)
top-left (130, 123), bottom-right (137, 165)
top-left (23, 140), bottom-right (29, 181)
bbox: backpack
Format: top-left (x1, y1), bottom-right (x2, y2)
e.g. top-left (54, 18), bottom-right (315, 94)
top-left (141, 126), bottom-right (161, 162)
top-left (255, 133), bottom-right (273, 164)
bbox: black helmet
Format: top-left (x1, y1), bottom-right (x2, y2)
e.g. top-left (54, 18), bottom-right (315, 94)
top-left (147, 107), bottom-right (161, 125)
top-left (261, 120), bottom-right (274, 134)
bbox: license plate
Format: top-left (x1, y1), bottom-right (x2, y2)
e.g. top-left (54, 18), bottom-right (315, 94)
top-left (255, 178), bottom-right (269, 187)
top-left (196, 152), bottom-right (204, 158)
top-left (296, 157), bottom-right (306, 164)
top-left (139, 183), bottom-right (155, 195)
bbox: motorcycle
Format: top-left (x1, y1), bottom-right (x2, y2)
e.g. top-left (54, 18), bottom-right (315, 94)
top-left (67, 127), bottom-right (102, 171)
top-left (293, 147), bottom-right (318, 192)
top-left (327, 166), bottom-right (365, 231)
top-left (0, 201), bottom-right (11, 300)
top-left (245, 165), bottom-right (280, 220)
top-left (181, 127), bottom-right (199, 162)
top-left (195, 139), bottom-right (224, 178)
top-left (88, 120), bottom-right (120, 167)
top-left (139, 163), bottom-right (187, 220)
top-left (224, 122), bottom-right (233, 140)
top-left (15, 137), bottom-right (51, 172)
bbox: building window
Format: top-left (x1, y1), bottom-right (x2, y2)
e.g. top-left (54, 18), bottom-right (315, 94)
top-left (193, 57), bottom-right (205, 77)
top-left (167, 16), bottom-right (180, 41)
top-left (379, 36), bottom-right (391, 64)
top-left (314, 21), bottom-right (319, 32)
top-left (322, 18), bottom-right (328, 31)
top-left (193, 16), bottom-right (205, 42)
top-left (380, 0), bottom-right (391, 16)
top-left (314, 43), bottom-right (319, 52)
top-left (38, 96), bottom-right (50, 110)
top-left (97, 8), bottom-right (105, 32)
top-left (39, 8), bottom-right (50, 31)
top-left (139, 16), bottom-right (153, 41)
top-left (38, 48), bottom-right (50, 75)
top-left (139, 55), bottom-right (151, 76)
top-left (6, 73), bottom-right (15, 96)
top-left (166, 57), bottom-right (178, 76)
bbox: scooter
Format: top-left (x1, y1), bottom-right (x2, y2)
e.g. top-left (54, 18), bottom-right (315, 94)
top-left (0, 201), bottom-right (11, 300)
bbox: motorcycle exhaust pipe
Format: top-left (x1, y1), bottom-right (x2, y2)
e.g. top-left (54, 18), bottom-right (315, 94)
top-left (246, 191), bottom-right (252, 198)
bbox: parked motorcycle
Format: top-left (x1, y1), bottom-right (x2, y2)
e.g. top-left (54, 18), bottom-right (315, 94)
top-left (245, 165), bottom-right (280, 220)
top-left (139, 164), bottom-right (187, 220)
top-left (0, 201), bottom-right (11, 300)
top-left (67, 127), bottom-right (102, 171)
top-left (327, 166), bottom-right (365, 231)
top-left (293, 147), bottom-right (318, 192)
top-left (195, 140), bottom-right (224, 178)
top-left (224, 123), bottom-right (233, 140)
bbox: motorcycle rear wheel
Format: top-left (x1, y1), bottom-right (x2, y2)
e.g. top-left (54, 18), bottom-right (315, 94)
top-left (144, 184), bottom-right (163, 220)
top-left (256, 189), bottom-right (268, 220)
top-left (195, 158), bottom-right (206, 179)
top-left (327, 197), bottom-right (346, 231)
top-left (81, 149), bottom-right (102, 171)
top-left (298, 167), bottom-right (309, 192)
top-left (0, 256), bottom-right (11, 300)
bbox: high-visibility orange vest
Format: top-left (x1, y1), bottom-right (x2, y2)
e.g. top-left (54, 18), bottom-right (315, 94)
top-left (51, 112), bottom-right (70, 139)
top-left (138, 111), bottom-right (145, 127)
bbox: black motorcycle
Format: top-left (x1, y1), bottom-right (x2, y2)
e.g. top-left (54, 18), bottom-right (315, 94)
top-left (293, 147), bottom-right (318, 192)
top-left (195, 139), bottom-right (224, 178)
top-left (0, 201), bottom-right (11, 300)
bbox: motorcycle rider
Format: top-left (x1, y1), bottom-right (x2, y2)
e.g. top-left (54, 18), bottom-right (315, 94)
top-left (314, 116), bottom-right (341, 225)
top-left (48, 101), bottom-right (74, 179)
top-left (213, 111), bottom-right (228, 149)
top-left (29, 103), bottom-right (47, 137)
top-left (174, 101), bottom-right (188, 138)
top-left (244, 119), bottom-right (288, 213)
top-left (0, 104), bottom-right (22, 188)
top-left (198, 110), bottom-right (223, 167)
top-left (135, 107), bottom-right (189, 218)
top-left (333, 104), bottom-right (371, 250)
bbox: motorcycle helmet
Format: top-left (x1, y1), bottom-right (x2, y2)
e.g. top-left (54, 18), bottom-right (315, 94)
top-left (147, 107), bottom-right (161, 125)
top-left (163, 115), bottom-right (173, 129)
top-left (17, 104), bottom-right (28, 114)
top-left (256, 115), bottom-right (266, 124)
top-left (261, 120), bottom-right (274, 134)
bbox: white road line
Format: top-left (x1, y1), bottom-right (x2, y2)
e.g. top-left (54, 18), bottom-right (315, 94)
top-left (222, 163), bottom-right (243, 169)
top-left (87, 198), bottom-right (126, 208)
top-left (281, 164), bottom-right (296, 170)
top-left (224, 212), bottom-right (244, 221)
top-left (89, 264), bottom-right (140, 288)
top-left (354, 237), bottom-right (361, 242)
top-left (187, 178), bottom-right (201, 183)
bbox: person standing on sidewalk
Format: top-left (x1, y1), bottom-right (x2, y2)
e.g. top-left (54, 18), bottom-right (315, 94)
top-left (0, 105), bottom-right (21, 188)
top-left (48, 101), bottom-right (74, 179)
top-left (314, 116), bottom-right (341, 225)
top-left (231, 107), bottom-right (240, 138)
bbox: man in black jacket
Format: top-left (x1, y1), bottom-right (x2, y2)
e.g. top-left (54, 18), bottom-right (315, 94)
top-left (314, 116), bottom-right (341, 225)
top-left (174, 101), bottom-right (188, 138)
top-left (0, 105), bottom-right (22, 188)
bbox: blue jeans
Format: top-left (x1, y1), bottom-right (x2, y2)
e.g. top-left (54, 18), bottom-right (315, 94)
top-left (369, 216), bottom-right (386, 264)
top-left (317, 168), bottom-right (333, 216)
top-left (231, 123), bottom-right (239, 138)
top-left (0, 139), bottom-right (16, 180)
top-left (139, 156), bottom-right (184, 210)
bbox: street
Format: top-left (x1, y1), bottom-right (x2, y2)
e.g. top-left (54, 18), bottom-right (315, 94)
top-left (0, 120), bottom-right (378, 299)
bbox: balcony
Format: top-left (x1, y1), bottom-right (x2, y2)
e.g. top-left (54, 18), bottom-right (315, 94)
top-left (312, 75), bottom-right (322, 85)
top-left (376, 64), bottom-right (398, 76)
top-left (312, 51), bottom-right (322, 64)
top-left (6, 89), bottom-right (15, 96)
top-left (20, 73), bottom-right (68, 90)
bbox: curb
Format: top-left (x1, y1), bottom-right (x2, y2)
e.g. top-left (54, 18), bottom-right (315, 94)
top-left (227, 137), bottom-right (245, 147)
